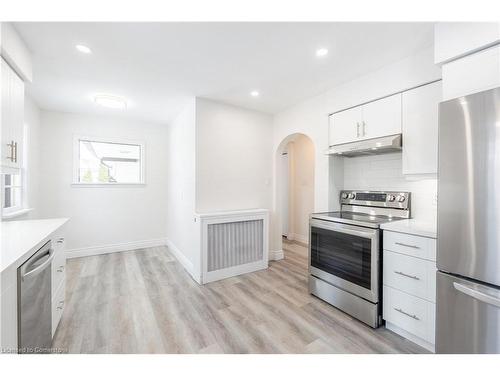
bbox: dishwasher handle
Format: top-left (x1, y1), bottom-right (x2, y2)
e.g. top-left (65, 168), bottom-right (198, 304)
top-left (20, 243), bottom-right (55, 281)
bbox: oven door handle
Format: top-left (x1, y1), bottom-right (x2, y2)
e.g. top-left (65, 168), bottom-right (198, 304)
top-left (310, 219), bottom-right (378, 239)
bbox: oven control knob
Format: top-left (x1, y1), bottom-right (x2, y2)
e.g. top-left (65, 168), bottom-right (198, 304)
top-left (348, 193), bottom-right (355, 199)
top-left (397, 195), bottom-right (406, 202)
top-left (341, 192), bottom-right (348, 199)
top-left (387, 195), bottom-right (396, 202)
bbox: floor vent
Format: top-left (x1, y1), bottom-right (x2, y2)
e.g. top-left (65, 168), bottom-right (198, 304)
top-left (198, 209), bottom-right (269, 284)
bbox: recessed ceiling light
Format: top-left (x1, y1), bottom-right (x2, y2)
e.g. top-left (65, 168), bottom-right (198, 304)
top-left (316, 48), bottom-right (328, 57)
top-left (76, 44), bottom-right (92, 54)
top-left (94, 94), bottom-right (127, 109)
top-left (250, 90), bottom-right (260, 97)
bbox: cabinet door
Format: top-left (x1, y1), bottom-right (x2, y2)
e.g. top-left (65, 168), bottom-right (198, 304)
top-left (434, 22), bottom-right (500, 64)
top-left (1, 58), bottom-right (24, 169)
top-left (362, 93), bottom-right (402, 140)
top-left (329, 106), bottom-right (363, 146)
top-left (402, 81), bottom-right (441, 175)
top-left (11, 65), bottom-right (24, 167)
top-left (1, 58), bottom-right (13, 168)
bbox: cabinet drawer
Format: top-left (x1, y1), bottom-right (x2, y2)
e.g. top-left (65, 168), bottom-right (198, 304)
top-left (383, 250), bottom-right (436, 302)
top-left (383, 231), bottom-right (436, 261)
top-left (383, 286), bottom-right (435, 344)
top-left (51, 237), bottom-right (66, 298)
top-left (51, 279), bottom-right (65, 337)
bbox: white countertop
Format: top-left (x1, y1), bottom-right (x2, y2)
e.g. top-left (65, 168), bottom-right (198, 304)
top-left (1, 218), bottom-right (69, 273)
top-left (380, 218), bottom-right (437, 239)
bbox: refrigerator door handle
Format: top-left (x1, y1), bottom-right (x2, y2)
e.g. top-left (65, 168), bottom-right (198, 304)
top-left (453, 282), bottom-right (500, 308)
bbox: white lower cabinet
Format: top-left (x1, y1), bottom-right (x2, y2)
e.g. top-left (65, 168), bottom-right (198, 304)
top-left (383, 286), bottom-right (436, 346)
top-left (384, 250), bottom-right (436, 302)
top-left (383, 230), bottom-right (437, 352)
top-left (0, 268), bottom-right (18, 352)
top-left (51, 234), bottom-right (66, 337)
top-left (51, 280), bottom-right (65, 337)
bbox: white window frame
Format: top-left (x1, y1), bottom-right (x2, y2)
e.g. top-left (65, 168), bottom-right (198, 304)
top-left (1, 171), bottom-right (23, 216)
top-left (72, 135), bottom-right (146, 186)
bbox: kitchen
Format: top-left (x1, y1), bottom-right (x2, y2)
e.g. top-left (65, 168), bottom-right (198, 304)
top-left (1, 5), bottom-right (500, 370)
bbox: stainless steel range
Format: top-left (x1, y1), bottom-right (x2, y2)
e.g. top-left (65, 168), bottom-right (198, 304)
top-left (308, 190), bottom-right (411, 328)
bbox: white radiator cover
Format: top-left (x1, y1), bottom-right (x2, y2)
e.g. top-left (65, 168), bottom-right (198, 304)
top-left (197, 209), bottom-right (269, 284)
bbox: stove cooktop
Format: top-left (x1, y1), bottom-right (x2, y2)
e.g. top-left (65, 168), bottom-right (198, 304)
top-left (311, 211), bottom-right (406, 228)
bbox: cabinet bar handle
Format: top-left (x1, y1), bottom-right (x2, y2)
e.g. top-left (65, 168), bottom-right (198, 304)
top-left (394, 307), bottom-right (419, 320)
top-left (356, 122), bottom-right (360, 137)
top-left (13, 141), bottom-right (17, 163)
top-left (394, 270), bottom-right (420, 280)
top-left (395, 242), bottom-right (420, 249)
top-left (362, 121), bottom-right (366, 136)
top-left (6, 141), bottom-right (15, 161)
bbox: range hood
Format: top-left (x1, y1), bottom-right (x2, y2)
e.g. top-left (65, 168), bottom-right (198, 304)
top-left (326, 134), bottom-right (402, 157)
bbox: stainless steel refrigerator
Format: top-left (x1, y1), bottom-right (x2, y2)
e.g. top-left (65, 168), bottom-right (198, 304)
top-left (436, 87), bottom-right (500, 353)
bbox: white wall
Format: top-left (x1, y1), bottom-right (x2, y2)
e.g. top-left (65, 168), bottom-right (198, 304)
top-left (271, 47), bottom-right (441, 254)
top-left (38, 111), bottom-right (169, 254)
top-left (165, 99), bottom-right (200, 280)
top-left (287, 135), bottom-right (314, 244)
top-left (195, 98), bottom-right (273, 213)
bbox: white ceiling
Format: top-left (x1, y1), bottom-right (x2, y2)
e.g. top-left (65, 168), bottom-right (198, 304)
top-left (15, 22), bottom-right (434, 124)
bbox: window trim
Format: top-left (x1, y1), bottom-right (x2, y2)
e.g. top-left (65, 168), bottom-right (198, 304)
top-left (72, 135), bottom-right (146, 186)
top-left (1, 124), bottom-right (30, 219)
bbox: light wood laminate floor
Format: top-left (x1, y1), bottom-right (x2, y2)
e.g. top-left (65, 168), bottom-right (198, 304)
top-left (52, 241), bottom-right (428, 354)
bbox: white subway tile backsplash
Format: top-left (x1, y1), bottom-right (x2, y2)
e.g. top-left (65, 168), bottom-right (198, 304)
top-left (343, 153), bottom-right (437, 223)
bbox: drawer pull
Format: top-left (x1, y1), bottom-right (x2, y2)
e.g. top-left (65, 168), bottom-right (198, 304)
top-left (57, 300), bottom-right (65, 310)
top-left (56, 265), bottom-right (65, 272)
top-left (395, 242), bottom-right (420, 249)
top-left (394, 270), bottom-right (420, 280)
top-left (394, 307), bottom-right (419, 320)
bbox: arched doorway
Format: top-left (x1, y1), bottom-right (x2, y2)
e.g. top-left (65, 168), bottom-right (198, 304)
top-left (274, 133), bottom-right (315, 261)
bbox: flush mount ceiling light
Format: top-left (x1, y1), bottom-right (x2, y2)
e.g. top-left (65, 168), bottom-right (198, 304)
top-left (315, 48), bottom-right (329, 57)
top-left (250, 90), bottom-right (260, 97)
top-left (94, 94), bottom-right (127, 109)
top-left (75, 44), bottom-right (92, 54)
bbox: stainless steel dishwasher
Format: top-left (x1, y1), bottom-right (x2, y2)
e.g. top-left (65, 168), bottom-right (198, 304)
top-left (17, 240), bottom-right (54, 354)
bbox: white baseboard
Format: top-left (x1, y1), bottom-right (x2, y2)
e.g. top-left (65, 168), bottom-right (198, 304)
top-left (66, 238), bottom-right (168, 259)
top-left (269, 249), bottom-right (284, 261)
top-left (164, 238), bottom-right (201, 284)
top-left (385, 322), bottom-right (435, 353)
top-left (286, 233), bottom-right (309, 245)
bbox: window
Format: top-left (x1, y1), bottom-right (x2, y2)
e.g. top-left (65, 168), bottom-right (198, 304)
top-left (73, 136), bottom-right (144, 185)
top-left (1, 124), bottom-right (29, 218)
top-left (2, 173), bottom-right (23, 214)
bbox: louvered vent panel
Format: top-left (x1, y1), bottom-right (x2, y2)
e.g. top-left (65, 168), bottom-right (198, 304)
top-left (207, 219), bottom-right (264, 272)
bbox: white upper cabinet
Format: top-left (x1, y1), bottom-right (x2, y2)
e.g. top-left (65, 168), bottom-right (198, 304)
top-left (328, 106), bottom-right (362, 146)
top-left (1, 23), bottom-right (33, 82)
top-left (361, 94), bottom-right (402, 140)
top-left (402, 81), bottom-right (441, 176)
top-left (329, 93), bottom-right (401, 146)
top-left (434, 22), bottom-right (500, 64)
top-left (1, 58), bottom-right (25, 170)
top-left (442, 44), bottom-right (500, 101)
